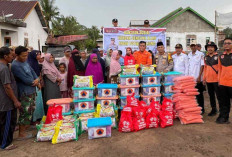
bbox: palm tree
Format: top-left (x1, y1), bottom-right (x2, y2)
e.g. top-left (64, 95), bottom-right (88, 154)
top-left (39, 0), bottom-right (59, 31)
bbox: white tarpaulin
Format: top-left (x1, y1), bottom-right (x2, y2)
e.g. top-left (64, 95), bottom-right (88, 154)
top-left (216, 11), bottom-right (232, 26)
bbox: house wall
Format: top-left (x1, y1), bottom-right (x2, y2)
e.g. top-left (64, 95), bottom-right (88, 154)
top-left (163, 10), bottom-right (215, 52)
top-left (166, 32), bottom-right (215, 52)
top-left (18, 9), bottom-right (48, 50)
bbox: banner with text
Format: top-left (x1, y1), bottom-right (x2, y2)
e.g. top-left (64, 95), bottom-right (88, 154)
top-left (103, 27), bottom-right (166, 56)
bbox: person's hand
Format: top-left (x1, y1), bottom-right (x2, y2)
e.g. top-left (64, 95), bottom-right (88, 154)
top-left (57, 78), bottom-right (62, 86)
top-left (32, 78), bottom-right (39, 86)
top-left (14, 100), bottom-right (21, 109)
top-left (197, 76), bottom-right (201, 83)
top-left (203, 81), bottom-right (206, 86)
top-left (37, 83), bottom-right (41, 90)
top-left (164, 69), bottom-right (168, 73)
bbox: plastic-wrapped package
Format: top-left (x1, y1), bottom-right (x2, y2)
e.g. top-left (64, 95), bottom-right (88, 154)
top-left (140, 65), bottom-right (155, 75)
top-left (36, 123), bottom-right (56, 142)
top-left (73, 75), bottom-right (93, 88)
top-left (52, 120), bottom-right (79, 144)
top-left (121, 64), bottom-right (139, 75)
top-left (79, 112), bottom-right (95, 132)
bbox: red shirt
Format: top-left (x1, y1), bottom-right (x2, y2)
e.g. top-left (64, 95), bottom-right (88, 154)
top-left (124, 55), bottom-right (135, 65)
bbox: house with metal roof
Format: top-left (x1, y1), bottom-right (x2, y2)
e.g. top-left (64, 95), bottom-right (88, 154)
top-left (151, 7), bottom-right (216, 52)
top-left (0, 0), bottom-right (48, 50)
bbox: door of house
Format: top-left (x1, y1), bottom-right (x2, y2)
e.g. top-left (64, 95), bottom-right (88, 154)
top-left (4, 37), bottom-right (11, 47)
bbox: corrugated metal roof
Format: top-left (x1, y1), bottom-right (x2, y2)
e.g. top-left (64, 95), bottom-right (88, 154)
top-left (0, 0), bottom-right (47, 27)
top-left (0, 1), bottom-right (37, 20)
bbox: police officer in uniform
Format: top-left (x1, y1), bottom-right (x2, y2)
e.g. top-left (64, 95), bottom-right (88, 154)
top-left (107, 38), bottom-right (118, 51)
top-left (172, 44), bottom-right (189, 75)
top-left (188, 44), bottom-right (205, 114)
top-left (155, 41), bottom-right (174, 73)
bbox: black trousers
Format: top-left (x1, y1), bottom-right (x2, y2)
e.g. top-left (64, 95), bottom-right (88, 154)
top-left (218, 85), bottom-right (232, 119)
top-left (206, 82), bottom-right (220, 110)
top-left (196, 82), bottom-right (205, 112)
top-left (0, 108), bottom-right (17, 149)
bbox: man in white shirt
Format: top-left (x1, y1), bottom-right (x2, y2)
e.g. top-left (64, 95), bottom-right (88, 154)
top-left (188, 44), bottom-right (205, 114)
top-left (172, 44), bottom-right (189, 75)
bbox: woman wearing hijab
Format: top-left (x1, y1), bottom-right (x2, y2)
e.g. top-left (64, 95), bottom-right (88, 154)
top-left (67, 50), bottom-right (85, 88)
top-left (27, 50), bottom-right (45, 121)
top-left (42, 53), bottom-right (62, 114)
top-left (109, 51), bottom-right (121, 83)
top-left (85, 53), bottom-right (104, 85)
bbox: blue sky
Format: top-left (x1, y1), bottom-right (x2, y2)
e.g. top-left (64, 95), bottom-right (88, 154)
top-left (55, 0), bottom-right (232, 28)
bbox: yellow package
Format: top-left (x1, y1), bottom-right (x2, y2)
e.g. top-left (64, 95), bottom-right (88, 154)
top-left (122, 64), bottom-right (139, 75)
top-left (141, 65), bottom-right (156, 75)
top-left (52, 120), bottom-right (78, 144)
top-left (73, 75), bottom-right (93, 88)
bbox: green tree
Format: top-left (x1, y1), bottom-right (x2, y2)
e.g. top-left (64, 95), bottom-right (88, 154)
top-left (39, 0), bottom-right (59, 30)
top-left (52, 15), bottom-right (86, 35)
top-left (223, 27), bottom-right (232, 39)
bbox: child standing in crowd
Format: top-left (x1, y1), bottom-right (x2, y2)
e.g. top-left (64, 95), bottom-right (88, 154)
top-left (124, 47), bottom-right (135, 65)
top-left (85, 53), bottom-right (104, 85)
top-left (109, 51), bottom-right (121, 83)
top-left (42, 53), bottom-right (61, 113)
top-left (27, 50), bottom-right (45, 122)
top-left (59, 63), bottom-right (68, 98)
top-left (11, 46), bottom-right (39, 140)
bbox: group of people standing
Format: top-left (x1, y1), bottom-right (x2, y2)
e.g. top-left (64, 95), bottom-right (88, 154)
top-left (0, 37), bottom-right (232, 150)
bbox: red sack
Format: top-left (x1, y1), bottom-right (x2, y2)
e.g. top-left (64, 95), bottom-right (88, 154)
top-left (162, 97), bottom-right (174, 114)
top-left (146, 114), bottom-right (159, 129)
top-left (146, 104), bottom-right (160, 129)
top-left (150, 100), bottom-right (161, 113)
top-left (133, 117), bottom-right (146, 131)
top-left (133, 106), bottom-right (146, 119)
top-left (118, 107), bottom-right (134, 132)
top-left (45, 104), bottom-right (63, 124)
top-left (160, 111), bottom-right (173, 128)
top-left (126, 93), bottom-right (139, 107)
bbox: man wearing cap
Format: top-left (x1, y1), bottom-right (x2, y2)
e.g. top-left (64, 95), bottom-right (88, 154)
top-left (112, 18), bottom-right (118, 27)
top-left (133, 41), bottom-right (152, 65)
top-left (144, 20), bottom-right (150, 27)
top-left (155, 41), bottom-right (173, 73)
top-left (107, 38), bottom-right (118, 51)
top-left (216, 38), bottom-right (232, 124)
top-left (196, 44), bottom-right (202, 52)
top-left (172, 44), bottom-right (189, 75)
top-left (203, 41), bottom-right (220, 116)
top-left (188, 44), bottom-right (205, 114)
top-left (59, 46), bottom-right (71, 70)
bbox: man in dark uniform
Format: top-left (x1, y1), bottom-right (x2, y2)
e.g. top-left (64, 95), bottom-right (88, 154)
top-left (144, 20), bottom-right (150, 27)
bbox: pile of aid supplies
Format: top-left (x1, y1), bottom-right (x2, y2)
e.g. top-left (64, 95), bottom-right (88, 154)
top-left (35, 64), bottom-right (204, 144)
top-left (172, 76), bottom-right (204, 124)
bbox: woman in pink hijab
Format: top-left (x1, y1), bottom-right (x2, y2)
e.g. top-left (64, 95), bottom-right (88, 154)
top-left (42, 53), bottom-right (61, 113)
top-left (109, 50), bottom-right (121, 83)
top-left (85, 53), bottom-right (104, 85)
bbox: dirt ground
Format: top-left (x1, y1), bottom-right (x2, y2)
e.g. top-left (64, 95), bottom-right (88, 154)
top-left (1, 93), bottom-right (232, 157)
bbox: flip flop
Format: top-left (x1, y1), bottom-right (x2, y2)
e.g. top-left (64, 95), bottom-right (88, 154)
top-left (4, 144), bottom-right (17, 150)
top-left (16, 133), bottom-right (34, 141)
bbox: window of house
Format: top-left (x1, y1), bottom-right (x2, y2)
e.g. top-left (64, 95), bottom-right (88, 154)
top-left (166, 37), bottom-right (170, 47)
top-left (186, 35), bottom-right (196, 47)
top-left (4, 37), bottom-right (11, 47)
top-left (206, 37), bottom-right (210, 44)
top-left (24, 38), bottom-right (29, 47)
